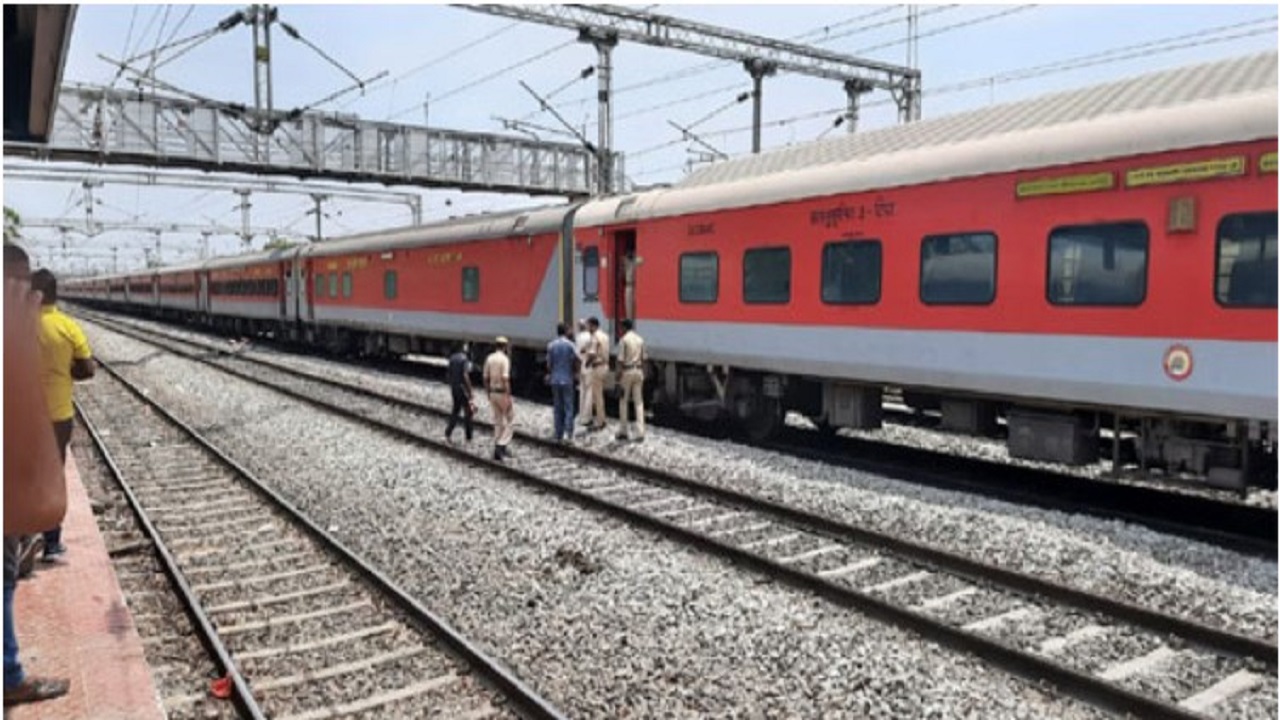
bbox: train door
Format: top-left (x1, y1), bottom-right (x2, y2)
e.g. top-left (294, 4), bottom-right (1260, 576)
top-left (279, 262), bottom-right (289, 319)
top-left (198, 274), bottom-right (209, 313)
top-left (611, 229), bottom-right (637, 339)
top-left (306, 259), bottom-right (316, 322)
top-left (292, 258), bottom-right (306, 322)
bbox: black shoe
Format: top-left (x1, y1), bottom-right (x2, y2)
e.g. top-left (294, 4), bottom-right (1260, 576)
top-left (493, 448), bottom-right (504, 461)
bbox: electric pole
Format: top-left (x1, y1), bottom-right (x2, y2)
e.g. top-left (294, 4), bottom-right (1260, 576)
top-left (234, 188), bottom-right (254, 246)
top-left (578, 28), bottom-right (618, 194)
top-left (248, 4), bottom-right (277, 141)
top-left (308, 193), bottom-right (329, 242)
top-left (744, 59), bottom-right (776, 154)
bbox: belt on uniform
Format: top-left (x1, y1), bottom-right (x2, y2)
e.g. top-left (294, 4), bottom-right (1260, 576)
top-left (622, 363), bottom-right (641, 369)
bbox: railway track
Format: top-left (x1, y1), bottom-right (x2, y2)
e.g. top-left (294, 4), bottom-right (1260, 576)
top-left (78, 306), bottom-right (1276, 558)
top-left (86, 313), bottom-right (1278, 719)
top-left (78, 355), bottom-right (567, 720)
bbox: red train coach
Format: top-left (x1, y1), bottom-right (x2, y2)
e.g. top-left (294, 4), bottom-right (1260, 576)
top-left (573, 52), bottom-right (1277, 484)
top-left (155, 263), bottom-right (201, 318)
top-left (59, 52), bottom-right (1277, 487)
top-left (203, 251), bottom-right (290, 335)
top-left (287, 205), bottom-right (575, 374)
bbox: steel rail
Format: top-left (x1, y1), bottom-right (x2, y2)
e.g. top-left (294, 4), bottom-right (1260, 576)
top-left (87, 357), bottom-right (571, 720)
top-left (84, 311), bottom-right (1277, 664)
top-left (87, 314), bottom-right (1276, 720)
top-left (762, 429), bottom-right (1277, 558)
top-left (76, 397), bottom-right (268, 720)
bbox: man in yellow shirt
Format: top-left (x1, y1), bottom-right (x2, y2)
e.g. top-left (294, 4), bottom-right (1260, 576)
top-left (30, 270), bottom-right (94, 561)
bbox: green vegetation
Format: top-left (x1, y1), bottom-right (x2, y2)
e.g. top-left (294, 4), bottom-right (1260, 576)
top-left (4, 206), bottom-right (21, 243)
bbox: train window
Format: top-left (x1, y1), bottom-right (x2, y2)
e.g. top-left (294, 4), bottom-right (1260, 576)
top-left (328, 273), bottom-right (339, 298)
top-left (315, 274), bottom-right (325, 298)
top-left (1215, 212), bottom-right (1277, 308)
top-left (384, 270), bottom-right (398, 300)
top-left (679, 252), bottom-right (719, 303)
top-left (341, 272), bottom-right (353, 299)
top-left (462, 266), bottom-right (480, 303)
top-left (743, 247), bottom-right (791, 304)
top-left (920, 233), bottom-right (996, 305)
top-left (583, 247), bottom-right (599, 301)
top-left (822, 240), bottom-right (882, 304)
top-left (1047, 222), bottom-right (1148, 306)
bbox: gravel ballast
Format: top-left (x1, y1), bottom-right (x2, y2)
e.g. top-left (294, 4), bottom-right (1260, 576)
top-left (100, 316), bottom-right (1274, 639)
top-left (82, 323), bottom-right (1118, 719)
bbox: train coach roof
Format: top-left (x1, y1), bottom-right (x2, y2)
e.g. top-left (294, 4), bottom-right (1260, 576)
top-left (297, 202), bottom-right (575, 259)
top-left (681, 51), bottom-right (1277, 188)
top-left (576, 51), bottom-right (1278, 226)
top-left (201, 247), bottom-right (296, 271)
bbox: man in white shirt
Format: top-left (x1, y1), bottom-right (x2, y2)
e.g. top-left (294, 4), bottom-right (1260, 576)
top-left (483, 337), bottom-right (515, 461)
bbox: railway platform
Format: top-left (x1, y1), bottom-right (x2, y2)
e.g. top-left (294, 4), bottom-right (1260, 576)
top-left (6, 457), bottom-right (165, 720)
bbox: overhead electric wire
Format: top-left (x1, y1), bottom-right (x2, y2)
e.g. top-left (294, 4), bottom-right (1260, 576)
top-left (160, 6), bottom-right (198, 55)
top-left (129, 7), bottom-right (161, 62)
top-left (612, 5), bottom-right (911, 96)
top-left (109, 6), bottom-right (140, 87)
top-left (386, 38), bottom-right (578, 119)
top-left (141, 5), bottom-right (174, 80)
top-left (627, 17), bottom-right (1276, 174)
top-left (519, 5), bottom-right (934, 123)
top-left (341, 20), bottom-right (523, 109)
top-left (611, 5), bottom-right (1030, 130)
top-left (851, 5), bottom-right (1034, 56)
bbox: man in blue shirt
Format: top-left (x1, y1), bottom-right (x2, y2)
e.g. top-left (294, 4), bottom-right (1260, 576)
top-left (546, 323), bottom-right (580, 443)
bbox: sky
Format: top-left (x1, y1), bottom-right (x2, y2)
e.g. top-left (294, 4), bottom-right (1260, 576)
top-left (2, 2), bottom-right (1276, 274)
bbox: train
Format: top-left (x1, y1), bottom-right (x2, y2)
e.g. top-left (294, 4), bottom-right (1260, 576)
top-left (66, 52), bottom-right (1278, 488)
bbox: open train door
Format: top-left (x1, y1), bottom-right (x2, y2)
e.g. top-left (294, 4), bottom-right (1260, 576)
top-left (305, 258), bottom-right (316, 322)
top-left (197, 273), bottom-right (209, 315)
top-left (279, 261), bottom-right (290, 320)
top-left (292, 257), bottom-right (306, 323)
top-left (611, 228), bottom-right (636, 339)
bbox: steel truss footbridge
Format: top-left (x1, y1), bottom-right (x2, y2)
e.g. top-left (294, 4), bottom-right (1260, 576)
top-left (4, 84), bottom-right (622, 198)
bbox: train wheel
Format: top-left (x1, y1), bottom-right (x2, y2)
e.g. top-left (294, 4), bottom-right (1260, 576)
top-left (737, 395), bottom-right (783, 443)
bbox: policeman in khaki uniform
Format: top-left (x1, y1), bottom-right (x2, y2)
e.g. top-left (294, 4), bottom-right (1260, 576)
top-left (615, 319), bottom-right (646, 442)
top-left (483, 337), bottom-right (515, 461)
top-left (584, 317), bottom-right (611, 432)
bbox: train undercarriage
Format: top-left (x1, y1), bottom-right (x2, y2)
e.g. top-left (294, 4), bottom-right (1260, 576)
top-left (649, 359), bottom-right (1277, 492)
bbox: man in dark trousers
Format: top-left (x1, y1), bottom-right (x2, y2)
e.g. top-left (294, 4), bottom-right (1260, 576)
top-left (444, 342), bottom-right (475, 443)
top-left (546, 322), bottom-right (580, 444)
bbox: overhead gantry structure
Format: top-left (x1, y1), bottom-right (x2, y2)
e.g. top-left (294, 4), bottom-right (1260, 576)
top-left (459, 4), bottom-right (922, 191)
